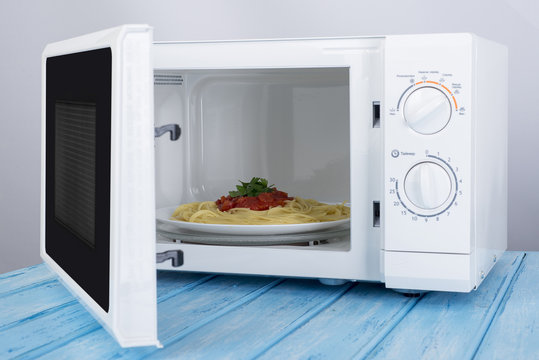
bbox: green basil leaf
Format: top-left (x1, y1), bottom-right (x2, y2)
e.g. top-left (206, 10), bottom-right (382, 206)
top-left (228, 177), bottom-right (275, 198)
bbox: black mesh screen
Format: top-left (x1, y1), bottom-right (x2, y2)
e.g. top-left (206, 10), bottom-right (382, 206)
top-left (46, 47), bottom-right (111, 312)
top-left (54, 101), bottom-right (97, 248)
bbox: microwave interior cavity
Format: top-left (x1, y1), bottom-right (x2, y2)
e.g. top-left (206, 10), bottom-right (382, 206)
top-left (154, 67), bottom-right (351, 249)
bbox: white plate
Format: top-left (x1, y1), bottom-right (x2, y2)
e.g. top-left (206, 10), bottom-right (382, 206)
top-left (156, 205), bottom-right (350, 235)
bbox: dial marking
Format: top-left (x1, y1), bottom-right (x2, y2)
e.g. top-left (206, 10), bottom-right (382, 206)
top-left (395, 181), bottom-right (418, 216)
top-left (440, 83), bottom-right (452, 94)
top-left (397, 84), bottom-right (416, 111)
top-left (397, 79), bottom-right (459, 111)
top-left (394, 154), bottom-right (460, 218)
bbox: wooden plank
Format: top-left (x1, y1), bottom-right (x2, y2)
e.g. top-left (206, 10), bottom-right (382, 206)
top-left (37, 275), bottom-right (280, 359)
top-left (257, 282), bottom-right (419, 360)
top-left (0, 252), bottom-right (531, 359)
top-left (360, 252), bottom-right (524, 360)
top-left (157, 276), bottom-right (281, 342)
top-left (474, 252), bottom-right (539, 359)
top-left (0, 302), bottom-right (100, 359)
top-left (0, 263), bottom-right (55, 297)
top-left (0, 270), bottom-right (212, 360)
top-left (148, 278), bottom-right (355, 359)
top-left (0, 280), bottom-right (76, 331)
top-left (155, 270), bottom-right (214, 302)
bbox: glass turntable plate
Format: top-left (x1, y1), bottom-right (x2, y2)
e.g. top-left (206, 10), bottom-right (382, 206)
top-left (156, 223), bottom-right (350, 246)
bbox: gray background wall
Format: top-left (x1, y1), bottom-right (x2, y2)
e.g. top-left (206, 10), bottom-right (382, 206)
top-left (1, 0), bottom-right (538, 273)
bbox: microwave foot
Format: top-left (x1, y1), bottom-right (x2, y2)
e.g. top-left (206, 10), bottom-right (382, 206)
top-left (319, 278), bottom-right (348, 286)
top-left (391, 288), bottom-right (428, 297)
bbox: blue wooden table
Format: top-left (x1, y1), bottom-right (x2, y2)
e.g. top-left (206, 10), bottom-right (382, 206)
top-left (0, 251), bottom-right (537, 359)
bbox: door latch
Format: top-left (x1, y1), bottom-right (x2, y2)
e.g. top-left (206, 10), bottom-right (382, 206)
top-left (156, 250), bottom-right (184, 267)
top-left (155, 124), bottom-right (181, 141)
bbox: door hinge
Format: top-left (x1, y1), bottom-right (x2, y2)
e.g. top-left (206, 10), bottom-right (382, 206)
top-left (156, 250), bottom-right (184, 267)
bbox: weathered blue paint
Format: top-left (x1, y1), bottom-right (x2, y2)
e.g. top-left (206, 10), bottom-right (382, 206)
top-left (259, 283), bottom-right (420, 360)
top-left (474, 253), bottom-right (539, 360)
top-left (0, 252), bottom-right (537, 360)
top-left (0, 263), bottom-right (55, 297)
top-left (38, 275), bottom-right (282, 360)
top-left (363, 252), bottom-right (524, 360)
top-left (0, 280), bottom-right (76, 331)
top-left (150, 278), bottom-right (353, 359)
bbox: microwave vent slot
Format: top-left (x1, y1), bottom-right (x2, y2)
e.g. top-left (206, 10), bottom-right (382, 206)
top-left (154, 73), bottom-right (183, 86)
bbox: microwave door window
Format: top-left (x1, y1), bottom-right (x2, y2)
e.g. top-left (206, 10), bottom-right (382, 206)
top-left (54, 101), bottom-right (97, 249)
top-left (45, 48), bottom-right (111, 312)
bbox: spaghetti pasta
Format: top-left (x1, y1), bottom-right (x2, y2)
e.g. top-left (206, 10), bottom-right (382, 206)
top-left (170, 197), bottom-right (350, 225)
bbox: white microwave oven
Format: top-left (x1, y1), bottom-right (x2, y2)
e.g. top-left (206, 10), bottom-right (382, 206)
top-left (40, 25), bottom-right (508, 347)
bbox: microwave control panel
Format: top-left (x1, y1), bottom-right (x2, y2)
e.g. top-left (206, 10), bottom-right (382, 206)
top-left (383, 34), bottom-right (473, 255)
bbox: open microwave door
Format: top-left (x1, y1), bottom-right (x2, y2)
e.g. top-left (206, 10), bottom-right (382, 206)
top-left (40, 25), bottom-right (159, 347)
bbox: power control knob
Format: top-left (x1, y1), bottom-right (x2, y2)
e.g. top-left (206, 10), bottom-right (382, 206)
top-left (404, 162), bottom-right (452, 210)
top-left (404, 87), bottom-right (451, 134)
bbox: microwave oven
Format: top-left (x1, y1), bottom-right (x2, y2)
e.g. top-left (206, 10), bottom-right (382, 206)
top-left (40, 24), bottom-right (507, 347)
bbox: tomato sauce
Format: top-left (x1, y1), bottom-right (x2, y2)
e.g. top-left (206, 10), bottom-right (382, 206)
top-left (216, 189), bottom-right (293, 211)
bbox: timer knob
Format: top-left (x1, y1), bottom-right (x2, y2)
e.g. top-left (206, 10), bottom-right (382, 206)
top-left (404, 162), bottom-right (452, 210)
top-left (404, 87), bottom-right (451, 134)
